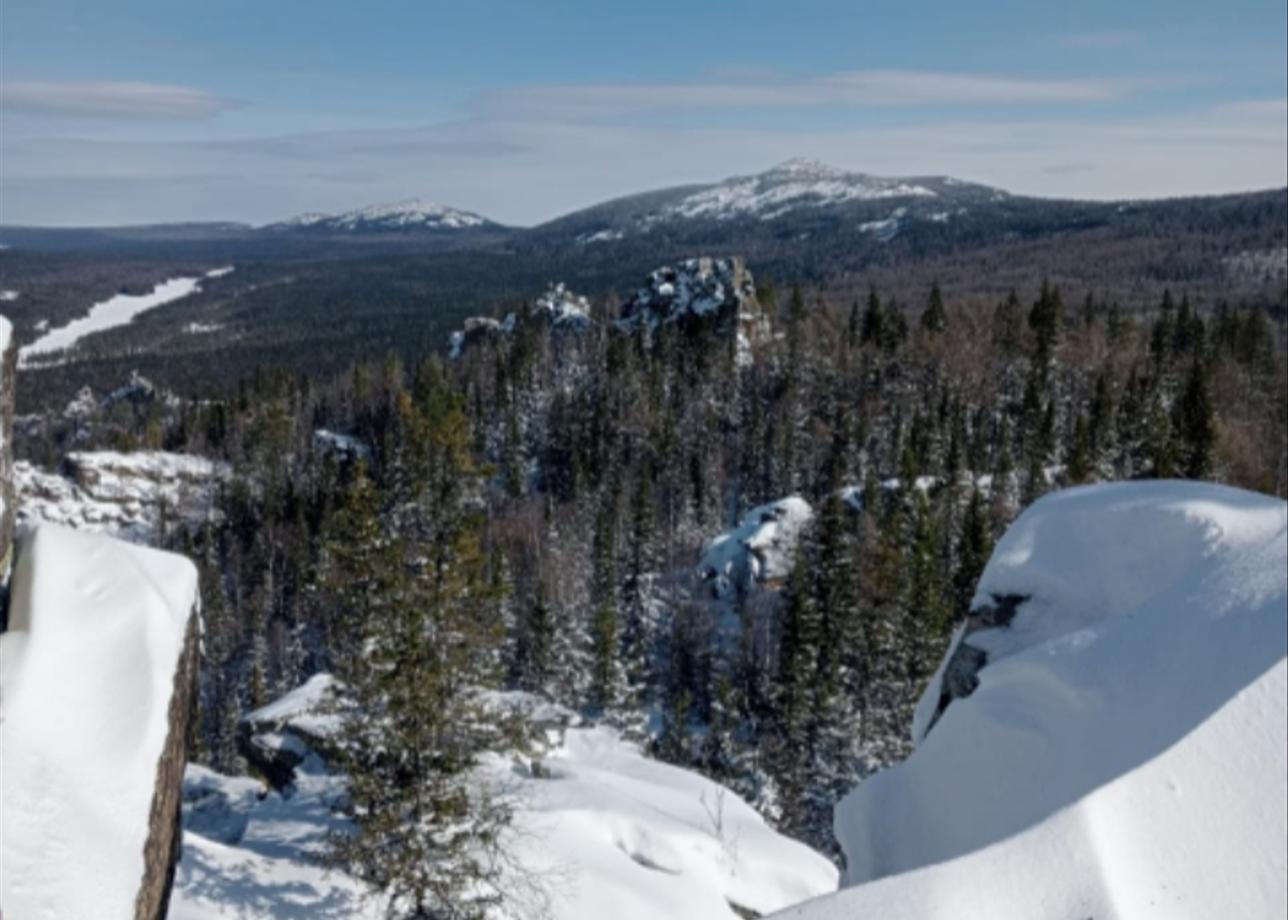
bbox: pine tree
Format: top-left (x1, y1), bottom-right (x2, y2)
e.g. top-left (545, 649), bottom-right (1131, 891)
top-left (1175, 357), bottom-right (1216, 479)
top-left (771, 549), bottom-right (821, 839)
top-left (953, 489), bottom-right (993, 622)
top-left (920, 281), bottom-right (948, 334)
top-left (329, 391), bottom-right (516, 919)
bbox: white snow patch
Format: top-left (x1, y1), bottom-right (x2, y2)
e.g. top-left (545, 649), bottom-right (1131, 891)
top-left (0, 289), bottom-right (19, 302)
top-left (781, 481), bottom-right (1288, 920)
top-left (0, 525), bottom-right (198, 920)
top-left (579, 229), bottom-right (624, 243)
top-left (18, 266), bottom-right (233, 366)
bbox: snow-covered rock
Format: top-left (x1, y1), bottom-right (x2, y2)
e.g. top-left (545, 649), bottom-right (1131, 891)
top-left (238, 673), bottom-right (345, 790)
top-left (16, 449), bottom-right (230, 542)
top-left (0, 315), bottom-right (14, 574)
top-left (313, 428), bottom-right (371, 459)
top-left (0, 524), bottom-right (200, 920)
top-left (448, 283), bottom-right (591, 358)
top-left (534, 282), bottom-right (592, 327)
top-left (270, 199), bottom-right (494, 232)
top-left (778, 481), bottom-right (1288, 920)
top-left (621, 257), bottom-right (758, 331)
top-left (698, 496), bottom-right (814, 601)
top-left (176, 678), bottom-right (838, 920)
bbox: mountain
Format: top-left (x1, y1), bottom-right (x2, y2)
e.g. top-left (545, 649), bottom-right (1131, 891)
top-left (534, 158), bottom-right (1008, 243)
top-left (265, 198), bottom-right (507, 234)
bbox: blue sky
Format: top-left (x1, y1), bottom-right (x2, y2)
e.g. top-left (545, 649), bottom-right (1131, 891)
top-left (1, 0), bottom-right (1285, 225)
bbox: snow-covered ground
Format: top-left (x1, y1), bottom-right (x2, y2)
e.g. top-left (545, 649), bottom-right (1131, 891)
top-left (16, 449), bottom-right (230, 542)
top-left (173, 686), bottom-right (837, 920)
top-left (777, 481), bottom-right (1287, 920)
top-left (18, 266), bottom-right (233, 366)
top-left (0, 525), bottom-right (199, 920)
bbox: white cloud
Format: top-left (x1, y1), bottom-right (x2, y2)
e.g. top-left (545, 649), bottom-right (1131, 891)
top-left (0, 81), bottom-right (235, 119)
top-left (1, 93), bottom-right (1283, 226)
top-left (471, 69), bottom-right (1136, 121)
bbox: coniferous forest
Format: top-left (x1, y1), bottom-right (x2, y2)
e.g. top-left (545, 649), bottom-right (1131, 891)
top-left (26, 264), bottom-right (1268, 913)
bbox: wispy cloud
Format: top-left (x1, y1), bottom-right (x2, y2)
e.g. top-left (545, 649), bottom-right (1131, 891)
top-left (3, 98), bottom-right (1282, 226)
top-left (472, 69), bottom-right (1139, 121)
top-left (0, 81), bottom-right (236, 119)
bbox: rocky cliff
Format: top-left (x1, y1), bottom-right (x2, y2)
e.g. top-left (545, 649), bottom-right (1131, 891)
top-left (0, 313), bottom-right (199, 920)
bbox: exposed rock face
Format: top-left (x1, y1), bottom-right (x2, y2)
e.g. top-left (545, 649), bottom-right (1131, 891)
top-left (449, 282), bottom-right (591, 359)
top-left (0, 332), bottom-right (200, 918)
top-left (619, 257), bottom-right (769, 365)
top-left (922, 593), bottom-right (1027, 739)
top-left (136, 608), bottom-right (200, 920)
top-left (0, 316), bottom-right (15, 587)
top-left (15, 449), bottom-right (229, 542)
top-left (448, 260), bottom-right (770, 363)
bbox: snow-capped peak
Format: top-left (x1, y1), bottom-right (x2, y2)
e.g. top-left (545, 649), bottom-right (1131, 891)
top-left (655, 160), bottom-right (938, 223)
top-left (763, 157), bottom-right (849, 180)
top-left (271, 198), bottom-right (493, 232)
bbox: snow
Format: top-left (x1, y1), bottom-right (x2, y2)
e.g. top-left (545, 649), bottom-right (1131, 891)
top-left (657, 160), bottom-right (935, 223)
top-left (18, 266), bottom-right (234, 366)
top-left (858, 207), bottom-right (907, 242)
top-left (621, 258), bottom-right (756, 330)
top-left (171, 760), bottom-right (368, 920)
top-left (534, 282), bottom-right (591, 326)
top-left (16, 449), bottom-right (230, 542)
top-left (579, 228), bottom-right (624, 243)
top-left (244, 672), bottom-right (344, 740)
top-left (493, 723), bottom-right (838, 920)
top-left (275, 199), bottom-right (488, 231)
top-left (313, 429), bottom-right (371, 459)
top-left (173, 685), bottom-right (837, 920)
top-left (698, 496), bottom-right (813, 600)
top-left (0, 524), bottom-right (199, 920)
top-left (0, 289), bottom-right (19, 301)
top-left (780, 481), bottom-right (1287, 920)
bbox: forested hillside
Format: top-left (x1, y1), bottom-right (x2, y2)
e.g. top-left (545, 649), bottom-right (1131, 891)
top-left (17, 253), bottom-right (1282, 884)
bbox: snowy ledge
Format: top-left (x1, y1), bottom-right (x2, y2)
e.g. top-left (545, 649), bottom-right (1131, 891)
top-left (0, 525), bottom-right (200, 919)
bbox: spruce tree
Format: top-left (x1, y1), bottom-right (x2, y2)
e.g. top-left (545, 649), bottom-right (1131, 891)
top-left (329, 392), bottom-right (515, 919)
top-left (920, 281), bottom-right (948, 334)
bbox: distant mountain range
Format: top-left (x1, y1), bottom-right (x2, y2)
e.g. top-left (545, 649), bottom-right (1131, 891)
top-left (256, 159), bottom-right (1008, 238)
top-left (265, 199), bottom-right (501, 234)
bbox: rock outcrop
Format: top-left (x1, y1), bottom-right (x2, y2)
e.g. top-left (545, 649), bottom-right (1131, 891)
top-left (0, 317), bottom-right (200, 919)
top-left (0, 316), bottom-right (15, 587)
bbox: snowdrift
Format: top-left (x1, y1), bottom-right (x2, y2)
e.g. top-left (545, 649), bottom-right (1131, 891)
top-left (1, 524), bottom-right (199, 919)
top-left (778, 481), bottom-right (1287, 920)
top-left (173, 687), bottom-right (837, 920)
